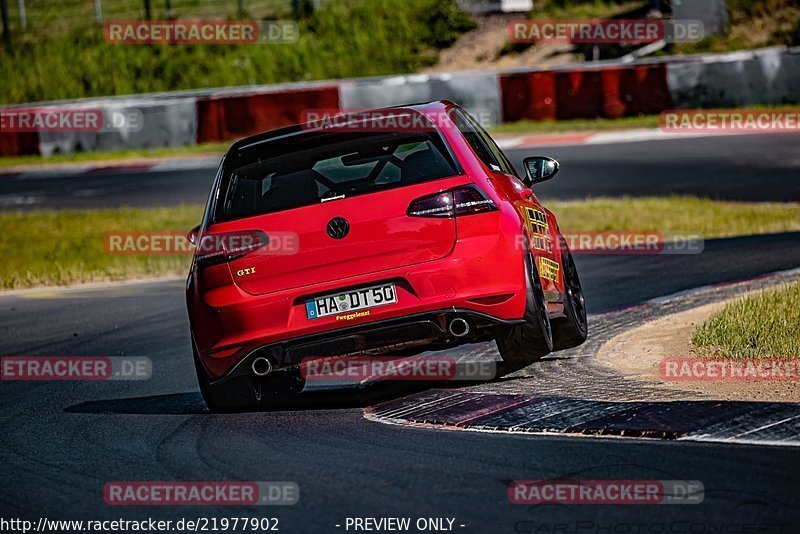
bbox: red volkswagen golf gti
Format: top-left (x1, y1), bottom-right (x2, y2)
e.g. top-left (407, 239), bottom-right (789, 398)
top-left (186, 100), bottom-right (587, 410)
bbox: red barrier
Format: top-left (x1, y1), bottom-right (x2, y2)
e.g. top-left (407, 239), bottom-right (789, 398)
top-left (601, 68), bottom-right (627, 118)
top-left (500, 71), bottom-right (557, 122)
top-left (196, 86), bottom-right (340, 143)
top-left (500, 63), bottom-right (672, 123)
top-left (555, 70), bottom-right (603, 120)
top-left (618, 64), bottom-right (672, 115)
top-left (0, 131), bottom-right (40, 156)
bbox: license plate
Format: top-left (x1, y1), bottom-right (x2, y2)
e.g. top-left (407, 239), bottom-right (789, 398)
top-left (305, 283), bottom-right (397, 320)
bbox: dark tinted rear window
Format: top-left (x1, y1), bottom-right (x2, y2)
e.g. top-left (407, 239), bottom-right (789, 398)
top-left (215, 129), bottom-right (459, 222)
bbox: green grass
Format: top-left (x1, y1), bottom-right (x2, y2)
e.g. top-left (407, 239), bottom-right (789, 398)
top-left (490, 115), bottom-right (661, 135)
top-left (0, 206), bottom-right (201, 289)
top-left (533, 0), bottom-right (645, 19)
top-left (692, 283), bottom-right (800, 358)
top-left (4, 0), bottom-right (297, 32)
top-left (0, 0), bottom-right (475, 105)
top-left (550, 197), bottom-right (800, 238)
top-left (3, 196), bottom-right (799, 290)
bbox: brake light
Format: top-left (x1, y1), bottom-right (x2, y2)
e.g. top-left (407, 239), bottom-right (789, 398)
top-left (407, 185), bottom-right (497, 218)
top-left (407, 190), bottom-right (454, 217)
top-left (194, 230), bottom-right (269, 268)
top-left (453, 185), bottom-right (498, 215)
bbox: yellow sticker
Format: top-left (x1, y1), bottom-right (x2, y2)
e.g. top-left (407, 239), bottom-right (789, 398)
top-left (538, 257), bottom-right (560, 283)
top-left (335, 310), bottom-right (371, 321)
top-left (524, 207), bottom-right (552, 252)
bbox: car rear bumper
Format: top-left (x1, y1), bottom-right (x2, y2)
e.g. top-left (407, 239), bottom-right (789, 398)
top-left (213, 308), bottom-right (525, 385)
top-left (188, 221), bottom-right (529, 380)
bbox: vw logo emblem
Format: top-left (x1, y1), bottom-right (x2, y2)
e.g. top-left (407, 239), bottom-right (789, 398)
top-left (326, 217), bottom-right (350, 239)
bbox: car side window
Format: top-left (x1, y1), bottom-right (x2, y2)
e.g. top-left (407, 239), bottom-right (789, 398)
top-left (462, 111), bottom-right (518, 177)
top-left (450, 109), bottom-right (502, 172)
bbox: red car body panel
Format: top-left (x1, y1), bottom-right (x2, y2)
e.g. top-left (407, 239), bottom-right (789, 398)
top-left (187, 101), bottom-right (566, 380)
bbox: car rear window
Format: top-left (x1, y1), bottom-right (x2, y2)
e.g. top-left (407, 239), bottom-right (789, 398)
top-left (215, 128), bottom-right (459, 222)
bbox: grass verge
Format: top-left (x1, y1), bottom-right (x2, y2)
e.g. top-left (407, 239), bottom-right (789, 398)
top-left (2, 197), bottom-right (799, 290)
top-left (0, 206), bottom-right (201, 289)
top-left (549, 197), bottom-right (800, 238)
top-left (692, 283), bottom-right (800, 358)
top-left (490, 115), bottom-right (662, 135)
top-left (0, 0), bottom-right (475, 105)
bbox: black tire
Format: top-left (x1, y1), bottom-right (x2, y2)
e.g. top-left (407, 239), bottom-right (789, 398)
top-left (495, 251), bottom-right (553, 374)
top-left (192, 342), bottom-right (304, 412)
top-left (551, 237), bottom-right (588, 351)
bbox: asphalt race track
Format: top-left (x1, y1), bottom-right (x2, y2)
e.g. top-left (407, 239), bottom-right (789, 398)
top-left (1, 133), bottom-right (800, 532)
top-left (1, 133), bottom-right (799, 210)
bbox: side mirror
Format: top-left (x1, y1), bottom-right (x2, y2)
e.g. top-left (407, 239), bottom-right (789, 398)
top-left (187, 224), bottom-right (201, 246)
top-left (522, 156), bottom-right (560, 185)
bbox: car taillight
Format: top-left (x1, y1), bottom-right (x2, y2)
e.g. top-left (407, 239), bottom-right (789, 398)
top-left (453, 185), bottom-right (498, 216)
top-left (407, 185), bottom-right (497, 218)
top-left (407, 190), bottom-right (454, 217)
top-left (195, 230), bottom-right (269, 268)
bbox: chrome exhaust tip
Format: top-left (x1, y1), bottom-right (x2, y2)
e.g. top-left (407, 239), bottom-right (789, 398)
top-left (448, 317), bottom-right (470, 338)
top-left (251, 357), bottom-right (273, 377)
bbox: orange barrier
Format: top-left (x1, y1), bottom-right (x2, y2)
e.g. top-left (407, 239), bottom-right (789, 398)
top-left (500, 64), bottom-right (672, 122)
top-left (195, 86), bottom-right (340, 143)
